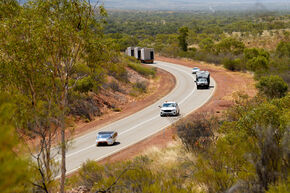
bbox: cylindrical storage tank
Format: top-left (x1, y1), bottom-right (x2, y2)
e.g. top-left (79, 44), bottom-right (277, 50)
top-left (134, 47), bottom-right (141, 60)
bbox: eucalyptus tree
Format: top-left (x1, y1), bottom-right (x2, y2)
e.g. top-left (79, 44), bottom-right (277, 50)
top-left (178, 26), bottom-right (189, 52)
top-left (0, 0), bottom-right (110, 192)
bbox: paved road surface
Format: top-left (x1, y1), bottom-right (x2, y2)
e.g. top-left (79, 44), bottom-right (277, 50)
top-left (55, 61), bottom-right (216, 177)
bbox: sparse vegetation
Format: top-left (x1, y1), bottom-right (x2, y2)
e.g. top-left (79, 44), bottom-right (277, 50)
top-left (256, 75), bottom-right (288, 99)
top-left (127, 63), bottom-right (156, 78)
top-left (1, 1), bottom-right (290, 192)
top-left (68, 92), bottom-right (289, 193)
top-left (177, 112), bottom-right (218, 152)
top-left (130, 81), bottom-right (148, 96)
top-left (109, 81), bottom-right (122, 93)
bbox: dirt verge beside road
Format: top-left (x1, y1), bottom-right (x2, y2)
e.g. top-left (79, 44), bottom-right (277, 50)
top-left (71, 67), bottom-right (176, 138)
top-left (99, 56), bottom-right (256, 164)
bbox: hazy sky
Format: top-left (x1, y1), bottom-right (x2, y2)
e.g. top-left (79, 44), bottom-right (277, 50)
top-left (100, 0), bottom-right (290, 11)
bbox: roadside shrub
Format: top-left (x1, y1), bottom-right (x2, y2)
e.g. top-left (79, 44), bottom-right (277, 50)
top-left (109, 81), bottom-right (122, 93)
top-left (74, 76), bottom-right (94, 93)
top-left (108, 62), bottom-right (129, 82)
top-left (199, 37), bottom-right (214, 52)
top-left (70, 156), bottom-right (191, 193)
top-left (256, 75), bottom-right (288, 99)
top-left (127, 63), bottom-right (156, 78)
top-left (276, 41), bottom-right (290, 58)
top-left (244, 48), bottom-right (270, 72)
top-left (194, 95), bottom-right (290, 193)
top-left (215, 37), bottom-right (245, 55)
top-left (78, 160), bottom-right (105, 190)
top-left (133, 81), bottom-right (148, 93)
top-left (68, 93), bottom-right (101, 120)
top-left (267, 177), bottom-right (290, 193)
top-left (223, 58), bottom-right (243, 71)
top-left (177, 112), bottom-right (218, 152)
top-left (247, 55), bottom-right (269, 72)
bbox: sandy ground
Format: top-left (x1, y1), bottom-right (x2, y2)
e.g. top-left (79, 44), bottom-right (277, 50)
top-left (70, 67), bottom-right (176, 139)
top-left (99, 56), bottom-right (257, 164)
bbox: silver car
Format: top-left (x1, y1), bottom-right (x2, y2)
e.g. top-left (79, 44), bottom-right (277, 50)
top-left (159, 101), bottom-right (180, 117)
top-left (192, 67), bottom-right (200, 74)
top-left (96, 131), bottom-right (118, 146)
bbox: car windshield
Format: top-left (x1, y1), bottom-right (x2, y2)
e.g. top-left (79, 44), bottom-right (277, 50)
top-left (162, 103), bottom-right (175, 107)
top-left (198, 79), bottom-right (207, 83)
top-left (193, 67), bottom-right (199, 70)
top-left (97, 134), bottom-right (111, 139)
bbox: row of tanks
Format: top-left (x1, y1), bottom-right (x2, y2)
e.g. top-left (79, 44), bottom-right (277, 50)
top-left (125, 47), bottom-right (154, 64)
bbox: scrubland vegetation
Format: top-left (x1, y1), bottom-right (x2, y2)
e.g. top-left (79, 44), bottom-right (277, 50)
top-left (0, 1), bottom-right (289, 193)
top-left (69, 91), bottom-right (289, 193)
top-left (106, 11), bottom-right (290, 86)
top-left (68, 10), bottom-right (289, 193)
top-left (0, 1), bottom-right (156, 192)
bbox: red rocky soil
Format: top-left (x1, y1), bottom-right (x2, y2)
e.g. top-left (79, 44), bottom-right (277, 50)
top-left (98, 56), bottom-right (257, 164)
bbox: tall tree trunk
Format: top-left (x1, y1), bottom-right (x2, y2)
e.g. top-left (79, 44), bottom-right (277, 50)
top-left (60, 126), bottom-right (66, 193)
top-left (60, 82), bottom-right (68, 193)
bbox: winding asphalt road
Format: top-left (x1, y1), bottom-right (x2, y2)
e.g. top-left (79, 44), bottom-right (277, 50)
top-left (55, 61), bottom-right (216, 177)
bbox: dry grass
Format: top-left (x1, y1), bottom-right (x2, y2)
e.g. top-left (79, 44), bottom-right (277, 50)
top-left (230, 28), bottom-right (290, 50)
top-left (142, 140), bottom-right (194, 170)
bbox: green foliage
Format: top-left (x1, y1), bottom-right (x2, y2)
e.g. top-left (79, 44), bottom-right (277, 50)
top-left (256, 75), bottom-right (288, 99)
top-left (244, 48), bottom-right (270, 61)
top-left (199, 37), bottom-right (214, 52)
top-left (247, 55), bottom-right (269, 72)
top-left (0, 1), bottom-right (117, 191)
top-left (267, 177), bottom-right (290, 193)
top-left (0, 0), bottom-right (19, 19)
top-left (223, 58), bottom-right (243, 71)
top-left (67, 93), bottom-right (290, 193)
top-left (215, 37), bottom-right (245, 55)
top-left (276, 41), bottom-right (290, 58)
top-left (70, 157), bottom-right (192, 193)
top-left (127, 62), bottom-right (156, 78)
top-left (74, 76), bottom-right (94, 93)
top-left (194, 94), bottom-right (290, 192)
top-left (105, 11), bottom-right (290, 37)
top-left (244, 48), bottom-right (270, 72)
top-left (106, 33), bottom-right (139, 51)
top-left (0, 95), bottom-right (31, 193)
top-left (178, 26), bottom-right (189, 51)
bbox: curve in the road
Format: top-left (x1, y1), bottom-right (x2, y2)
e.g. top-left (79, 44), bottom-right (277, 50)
top-left (55, 61), bottom-right (216, 178)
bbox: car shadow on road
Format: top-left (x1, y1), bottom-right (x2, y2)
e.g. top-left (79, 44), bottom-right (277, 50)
top-left (97, 142), bottom-right (121, 147)
top-left (112, 142), bottom-right (121, 146)
top-left (197, 85), bottom-right (215, 90)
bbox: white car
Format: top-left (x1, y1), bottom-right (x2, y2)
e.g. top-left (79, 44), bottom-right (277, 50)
top-left (192, 67), bottom-right (200, 74)
top-left (96, 131), bottom-right (118, 146)
top-left (159, 101), bottom-right (180, 117)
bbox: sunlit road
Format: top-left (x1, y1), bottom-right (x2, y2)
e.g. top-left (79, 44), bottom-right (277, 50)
top-left (55, 61), bottom-right (216, 177)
